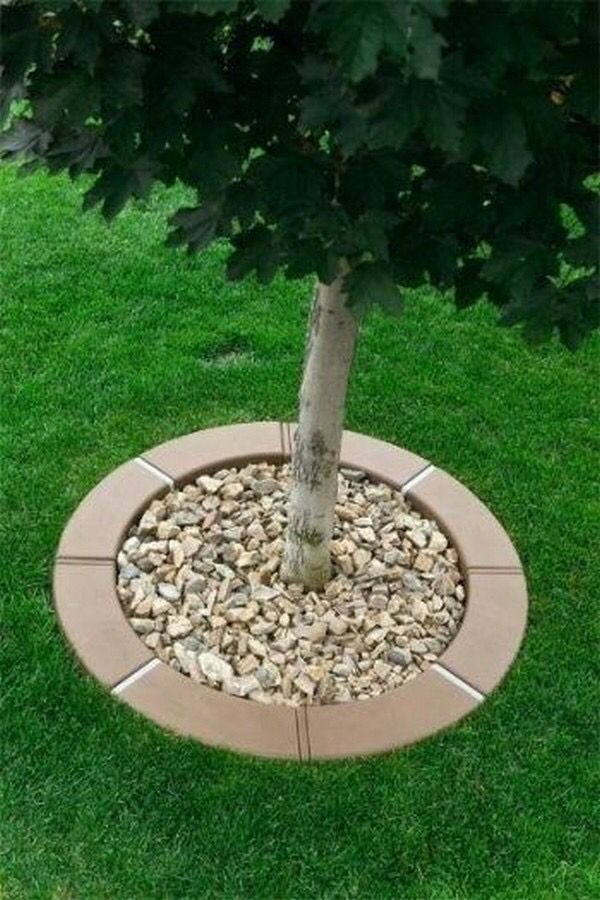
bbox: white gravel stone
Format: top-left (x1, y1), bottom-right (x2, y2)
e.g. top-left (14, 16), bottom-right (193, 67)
top-left (252, 584), bottom-right (280, 602)
top-left (295, 674), bottom-right (316, 697)
top-left (144, 632), bottom-right (162, 650)
top-left (198, 475), bottom-right (221, 494)
top-left (151, 597), bottom-right (172, 617)
top-left (327, 615), bottom-right (348, 636)
top-left (407, 529), bottom-right (428, 549)
top-left (429, 531), bottom-right (448, 552)
top-left (237, 551), bottom-right (259, 568)
top-left (237, 654), bottom-right (259, 675)
top-left (352, 548), bottom-right (372, 571)
top-left (255, 661), bottom-right (281, 689)
top-left (130, 617), bottom-right (154, 635)
top-left (166, 615), bottom-right (193, 638)
top-left (158, 583), bottom-right (180, 601)
top-left (412, 598), bottom-right (428, 622)
top-left (222, 482), bottom-right (244, 500)
top-left (198, 652), bottom-right (233, 684)
top-left (389, 647), bottom-right (412, 667)
top-left (157, 521), bottom-right (180, 540)
top-left (254, 478), bottom-right (279, 495)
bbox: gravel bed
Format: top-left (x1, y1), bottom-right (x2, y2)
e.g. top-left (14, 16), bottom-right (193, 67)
top-left (117, 461), bottom-right (465, 706)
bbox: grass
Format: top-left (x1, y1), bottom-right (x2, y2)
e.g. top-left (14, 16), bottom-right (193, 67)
top-left (1, 164), bottom-right (599, 900)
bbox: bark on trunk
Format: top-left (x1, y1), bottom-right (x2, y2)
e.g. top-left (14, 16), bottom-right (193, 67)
top-left (281, 273), bottom-right (358, 590)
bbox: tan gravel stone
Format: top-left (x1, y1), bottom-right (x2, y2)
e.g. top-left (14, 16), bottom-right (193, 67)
top-left (166, 616), bottom-right (193, 638)
top-left (197, 475), bottom-right (221, 494)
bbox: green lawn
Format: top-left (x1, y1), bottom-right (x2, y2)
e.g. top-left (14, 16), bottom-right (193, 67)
top-left (1, 165), bottom-right (598, 900)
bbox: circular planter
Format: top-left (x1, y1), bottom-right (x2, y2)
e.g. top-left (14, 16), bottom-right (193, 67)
top-left (53, 422), bottom-right (527, 760)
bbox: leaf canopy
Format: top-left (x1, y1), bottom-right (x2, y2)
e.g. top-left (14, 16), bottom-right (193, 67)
top-left (1, 0), bottom-right (598, 346)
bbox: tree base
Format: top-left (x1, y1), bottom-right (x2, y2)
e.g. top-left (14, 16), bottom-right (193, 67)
top-left (280, 549), bottom-right (331, 592)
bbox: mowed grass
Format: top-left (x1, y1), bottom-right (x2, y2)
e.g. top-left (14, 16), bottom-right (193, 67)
top-left (1, 164), bottom-right (599, 900)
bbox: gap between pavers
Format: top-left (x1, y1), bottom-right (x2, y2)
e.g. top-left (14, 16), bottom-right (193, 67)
top-left (431, 663), bottom-right (485, 702)
top-left (134, 456), bottom-right (175, 488)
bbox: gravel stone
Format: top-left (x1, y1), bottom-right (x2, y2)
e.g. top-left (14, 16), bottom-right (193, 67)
top-left (158, 583), bottom-right (181, 601)
top-left (130, 617), bottom-right (154, 635)
top-left (327, 615), bottom-right (348, 636)
top-left (118, 460), bottom-right (465, 708)
top-left (352, 548), bottom-right (372, 571)
top-left (412, 598), bottom-right (428, 622)
top-left (198, 652), bottom-right (233, 684)
top-left (255, 661), bottom-right (281, 689)
top-left (166, 615), bottom-right (193, 639)
top-left (198, 475), bottom-right (221, 494)
top-left (252, 584), bottom-right (280, 602)
top-left (254, 478), bottom-right (280, 495)
top-left (389, 647), bottom-right (412, 667)
top-left (429, 531), bottom-right (448, 552)
top-left (221, 482), bottom-right (244, 500)
top-left (144, 632), bottom-right (161, 650)
top-left (225, 674), bottom-right (260, 697)
top-left (237, 654), bottom-right (259, 675)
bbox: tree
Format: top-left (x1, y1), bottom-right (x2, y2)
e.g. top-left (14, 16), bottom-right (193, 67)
top-left (1, 0), bottom-right (598, 589)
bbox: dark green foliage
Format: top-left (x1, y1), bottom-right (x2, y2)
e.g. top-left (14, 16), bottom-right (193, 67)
top-left (1, 0), bottom-right (598, 345)
top-left (346, 260), bottom-right (403, 315)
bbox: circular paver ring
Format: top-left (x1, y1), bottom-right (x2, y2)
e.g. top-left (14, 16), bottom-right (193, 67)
top-left (53, 422), bottom-right (527, 760)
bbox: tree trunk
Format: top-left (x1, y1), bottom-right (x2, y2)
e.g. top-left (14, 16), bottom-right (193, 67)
top-left (281, 272), bottom-right (358, 590)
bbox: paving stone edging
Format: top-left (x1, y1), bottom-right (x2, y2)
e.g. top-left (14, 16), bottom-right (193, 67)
top-left (53, 421), bottom-right (527, 760)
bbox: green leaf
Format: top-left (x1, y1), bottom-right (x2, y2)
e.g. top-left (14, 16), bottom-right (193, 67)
top-left (426, 234), bottom-right (462, 285)
top-left (175, 1), bottom-right (240, 15)
top-left (168, 202), bottom-right (223, 252)
top-left (251, 154), bottom-right (327, 218)
top-left (299, 59), bottom-right (368, 155)
top-left (353, 210), bottom-right (398, 261)
top-left (125, 1), bottom-right (161, 29)
top-left (479, 110), bottom-right (533, 187)
top-left (223, 182), bottom-right (258, 229)
top-left (344, 261), bottom-right (403, 315)
top-left (422, 164), bottom-right (488, 232)
top-left (0, 6), bottom-right (43, 90)
top-left (409, 8), bottom-right (446, 81)
top-left (255, 0), bottom-right (292, 23)
top-left (340, 151), bottom-right (410, 211)
top-left (333, 8), bottom-right (383, 82)
top-left (310, 0), bottom-right (412, 81)
top-left (0, 82), bottom-right (26, 128)
top-left (453, 258), bottom-right (487, 309)
top-left (46, 127), bottom-right (107, 175)
top-left (365, 79), bottom-right (418, 150)
top-left (421, 82), bottom-right (466, 154)
top-left (56, 7), bottom-right (102, 70)
top-left (98, 50), bottom-right (147, 112)
top-left (380, 1), bottom-right (409, 60)
top-left (419, 1), bottom-right (449, 17)
top-left (0, 120), bottom-right (51, 157)
top-left (83, 160), bottom-right (157, 220)
top-left (481, 237), bottom-right (553, 301)
top-left (186, 137), bottom-right (241, 194)
top-left (310, 1), bottom-right (385, 83)
top-left (564, 232), bottom-right (599, 270)
top-left (227, 226), bottom-right (279, 283)
top-left (367, 76), bottom-right (466, 153)
top-left (285, 240), bottom-right (339, 284)
top-left (35, 71), bottom-right (99, 126)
